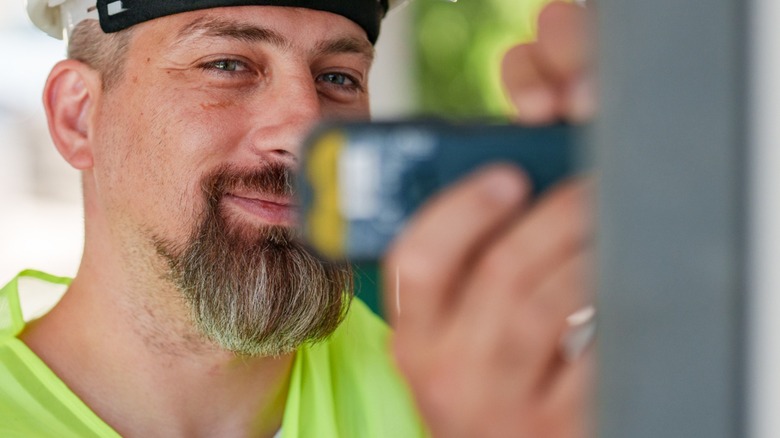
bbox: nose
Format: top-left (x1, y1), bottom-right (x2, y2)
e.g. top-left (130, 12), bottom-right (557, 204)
top-left (246, 71), bottom-right (322, 166)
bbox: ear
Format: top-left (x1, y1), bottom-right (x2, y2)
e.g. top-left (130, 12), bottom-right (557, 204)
top-left (43, 59), bottom-right (102, 170)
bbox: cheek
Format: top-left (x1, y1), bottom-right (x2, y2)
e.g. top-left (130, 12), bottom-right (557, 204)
top-left (91, 88), bottom-right (233, 242)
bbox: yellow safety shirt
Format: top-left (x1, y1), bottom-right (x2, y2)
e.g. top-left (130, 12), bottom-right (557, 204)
top-left (0, 270), bottom-right (427, 437)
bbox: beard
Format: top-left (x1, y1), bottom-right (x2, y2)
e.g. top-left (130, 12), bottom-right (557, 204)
top-left (154, 163), bottom-right (353, 357)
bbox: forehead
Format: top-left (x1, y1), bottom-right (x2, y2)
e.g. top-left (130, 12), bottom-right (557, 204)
top-left (129, 6), bottom-right (373, 57)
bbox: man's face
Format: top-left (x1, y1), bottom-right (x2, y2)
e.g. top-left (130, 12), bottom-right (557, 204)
top-left (89, 7), bottom-right (373, 355)
top-left (93, 6), bottom-right (372, 244)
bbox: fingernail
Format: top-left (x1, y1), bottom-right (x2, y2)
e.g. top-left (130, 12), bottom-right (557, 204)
top-left (480, 167), bottom-right (526, 203)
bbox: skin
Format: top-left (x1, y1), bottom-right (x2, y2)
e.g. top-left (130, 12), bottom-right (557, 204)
top-left (385, 2), bottom-right (595, 437)
top-left (23, 1), bottom-right (594, 437)
top-left (23, 7), bottom-right (373, 438)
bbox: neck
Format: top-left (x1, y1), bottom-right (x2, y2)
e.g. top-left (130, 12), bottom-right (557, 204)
top-left (20, 202), bottom-right (293, 438)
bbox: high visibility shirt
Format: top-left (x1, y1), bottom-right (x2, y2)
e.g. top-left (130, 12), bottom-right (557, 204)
top-left (0, 270), bottom-right (427, 437)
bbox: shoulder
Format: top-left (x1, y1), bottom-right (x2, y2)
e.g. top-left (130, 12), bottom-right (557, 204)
top-left (0, 339), bottom-right (90, 437)
top-left (0, 323), bottom-right (118, 438)
top-left (297, 299), bottom-right (429, 436)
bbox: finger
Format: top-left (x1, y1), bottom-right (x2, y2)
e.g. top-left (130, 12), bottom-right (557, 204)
top-left (517, 248), bottom-right (593, 393)
top-left (501, 2), bottom-right (594, 124)
top-left (415, 247), bottom-right (591, 437)
top-left (461, 244), bottom-right (592, 387)
top-left (383, 165), bottom-right (531, 332)
top-left (463, 177), bottom-right (593, 307)
top-left (536, 1), bottom-right (591, 83)
top-left (448, 178), bottom-right (593, 393)
top-left (537, 1), bottom-right (596, 123)
top-left (501, 43), bottom-right (560, 125)
top-left (563, 72), bottom-right (598, 123)
top-left (542, 350), bottom-right (595, 438)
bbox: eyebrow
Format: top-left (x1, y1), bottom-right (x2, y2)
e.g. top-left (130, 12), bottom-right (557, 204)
top-left (175, 17), bottom-right (374, 62)
top-left (315, 37), bottom-right (375, 63)
top-left (176, 17), bottom-right (289, 46)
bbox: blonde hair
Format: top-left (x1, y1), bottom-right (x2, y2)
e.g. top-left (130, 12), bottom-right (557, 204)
top-left (67, 20), bottom-right (133, 90)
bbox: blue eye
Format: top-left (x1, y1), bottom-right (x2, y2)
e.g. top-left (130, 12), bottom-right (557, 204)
top-left (316, 72), bottom-right (364, 97)
top-left (201, 59), bottom-right (250, 73)
top-left (320, 73), bottom-right (353, 86)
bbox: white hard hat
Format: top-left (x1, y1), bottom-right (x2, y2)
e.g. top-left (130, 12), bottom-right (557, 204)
top-left (26, 0), bottom-right (411, 41)
top-left (26, 0), bottom-right (98, 40)
top-left (389, 0), bottom-right (412, 9)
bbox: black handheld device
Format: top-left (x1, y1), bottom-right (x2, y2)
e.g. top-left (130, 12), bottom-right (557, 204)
top-left (298, 120), bottom-right (581, 260)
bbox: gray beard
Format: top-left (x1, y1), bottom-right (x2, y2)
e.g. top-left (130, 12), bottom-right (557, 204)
top-left (155, 164), bottom-right (352, 357)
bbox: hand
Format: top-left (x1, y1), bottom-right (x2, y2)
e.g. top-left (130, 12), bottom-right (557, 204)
top-left (385, 2), bottom-right (595, 437)
top-left (386, 169), bottom-right (593, 438)
top-left (502, 1), bottom-right (595, 125)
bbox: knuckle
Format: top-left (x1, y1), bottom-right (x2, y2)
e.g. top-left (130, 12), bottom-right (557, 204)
top-left (385, 238), bottom-right (429, 277)
top-left (548, 184), bottom-right (583, 218)
top-left (502, 44), bottom-right (541, 85)
top-left (540, 181), bottom-right (591, 236)
top-left (390, 246), bottom-right (441, 291)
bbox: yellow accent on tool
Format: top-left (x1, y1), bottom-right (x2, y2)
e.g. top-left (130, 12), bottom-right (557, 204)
top-left (306, 131), bottom-right (347, 259)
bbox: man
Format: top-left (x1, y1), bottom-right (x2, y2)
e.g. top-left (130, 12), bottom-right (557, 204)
top-left (0, 0), bottom-right (594, 436)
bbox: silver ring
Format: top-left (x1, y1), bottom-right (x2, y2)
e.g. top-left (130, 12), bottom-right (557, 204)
top-left (559, 305), bottom-right (596, 362)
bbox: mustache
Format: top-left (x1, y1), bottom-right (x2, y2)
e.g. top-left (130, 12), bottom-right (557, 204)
top-left (201, 163), bottom-right (295, 206)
